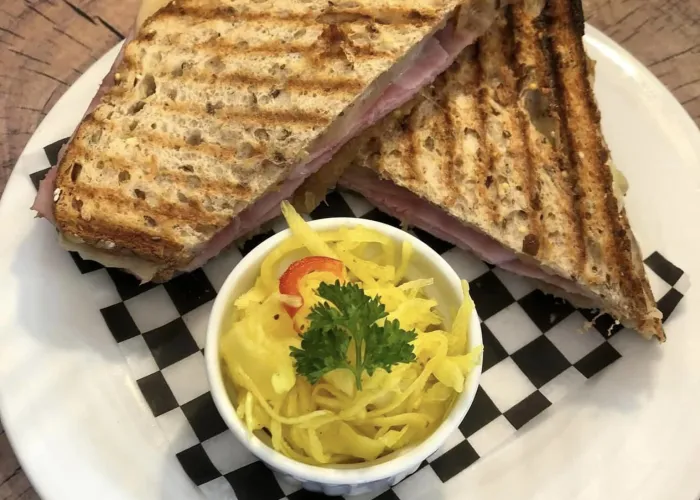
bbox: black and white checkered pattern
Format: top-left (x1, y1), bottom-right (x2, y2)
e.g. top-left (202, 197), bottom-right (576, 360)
top-left (31, 138), bottom-right (690, 500)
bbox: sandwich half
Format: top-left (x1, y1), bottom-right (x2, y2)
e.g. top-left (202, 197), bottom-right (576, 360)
top-left (32, 0), bottom-right (516, 281)
top-left (293, 0), bottom-right (665, 340)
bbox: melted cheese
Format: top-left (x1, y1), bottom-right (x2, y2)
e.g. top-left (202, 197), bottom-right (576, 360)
top-left (610, 162), bottom-right (629, 212)
top-left (59, 234), bottom-right (162, 282)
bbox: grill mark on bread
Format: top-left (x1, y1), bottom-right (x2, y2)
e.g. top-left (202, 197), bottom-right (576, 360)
top-left (155, 66), bottom-right (366, 94)
top-left (151, 170), bottom-right (253, 200)
top-left (69, 143), bottom-right (254, 202)
top-left (548, 0), bottom-right (607, 284)
top-left (69, 184), bottom-right (229, 228)
top-left (58, 216), bottom-right (192, 274)
top-left (83, 118), bottom-right (247, 161)
top-left (150, 99), bottom-right (332, 129)
top-left (551, 0), bottom-right (642, 306)
top-left (539, 4), bottom-right (586, 276)
top-left (446, 49), bottom-right (490, 223)
top-left (482, 11), bottom-right (533, 244)
top-left (138, 128), bottom-right (242, 159)
top-left (504, 5), bottom-right (542, 257)
top-left (437, 79), bottom-right (459, 208)
top-left (547, 0), bottom-right (601, 280)
top-left (474, 41), bottom-right (499, 226)
top-left (317, 6), bottom-right (440, 25)
top-left (132, 35), bottom-right (397, 72)
top-left (192, 38), bottom-right (398, 61)
top-left (152, 4), bottom-right (440, 27)
top-left (405, 107), bottom-right (423, 184)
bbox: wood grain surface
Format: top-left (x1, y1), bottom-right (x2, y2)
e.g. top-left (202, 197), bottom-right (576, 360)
top-left (1, 0), bottom-right (699, 498)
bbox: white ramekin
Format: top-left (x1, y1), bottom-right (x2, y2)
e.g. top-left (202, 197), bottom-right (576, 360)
top-left (205, 218), bottom-right (482, 496)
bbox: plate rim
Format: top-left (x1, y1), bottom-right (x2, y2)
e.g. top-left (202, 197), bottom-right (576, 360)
top-left (1, 24), bottom-right (700, 500)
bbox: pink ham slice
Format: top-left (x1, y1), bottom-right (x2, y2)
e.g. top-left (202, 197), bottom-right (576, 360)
top-left (32, 15), bottom-right (486, 276)
top-left (354, 38), bottom-right (451, 135)
top-left (496, 259), bottom-right (594, 298)
top-left (338, 167), bottom-right (597, 301)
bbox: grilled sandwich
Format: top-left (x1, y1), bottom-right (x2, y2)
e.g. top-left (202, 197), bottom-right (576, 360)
top-left (293, 0), bottom-right (665, 340)
top-left (32, 0), bottom-right (517, 281)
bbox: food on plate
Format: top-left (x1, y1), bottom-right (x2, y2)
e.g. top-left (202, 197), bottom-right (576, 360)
top-left (218, 202), bottom-right (482, 465)
top-left (292, 0), bottom-right (665, 341)
top-left (31, 0), bottom-right (521, 282)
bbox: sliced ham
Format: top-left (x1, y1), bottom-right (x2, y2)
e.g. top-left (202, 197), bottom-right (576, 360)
top-left (338, 167), bottom-right (597, 302)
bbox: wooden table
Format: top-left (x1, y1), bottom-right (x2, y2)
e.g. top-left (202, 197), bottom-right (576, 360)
top-left (1, 0), bottom-right (699, 498)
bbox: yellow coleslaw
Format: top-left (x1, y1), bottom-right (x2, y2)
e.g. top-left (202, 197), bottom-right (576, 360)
top-left (219, 202), bottom-right (482, 465)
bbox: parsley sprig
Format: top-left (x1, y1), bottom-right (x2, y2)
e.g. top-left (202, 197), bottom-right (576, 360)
top-left (289, 281), bottom-right (417, 390)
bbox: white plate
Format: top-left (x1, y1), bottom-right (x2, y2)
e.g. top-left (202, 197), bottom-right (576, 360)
top-left (1, 25), bottom-right (699, 500)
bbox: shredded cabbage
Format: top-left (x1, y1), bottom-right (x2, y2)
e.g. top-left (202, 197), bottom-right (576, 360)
top-left (219, 202), bottom-right (482, 465)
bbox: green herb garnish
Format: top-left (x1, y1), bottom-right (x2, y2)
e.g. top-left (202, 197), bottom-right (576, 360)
top-left (289, 281), bottom-right (417, 390)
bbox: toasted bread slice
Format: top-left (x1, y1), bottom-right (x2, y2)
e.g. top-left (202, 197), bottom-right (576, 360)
top-left (47, 0), bottom-right (511, 281)
top-left (296, 0), bottom-right (664, 340)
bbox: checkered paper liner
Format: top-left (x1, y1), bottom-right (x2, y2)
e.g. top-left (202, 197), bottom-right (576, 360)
top-left (31, 138), bottom-right (690, 500)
